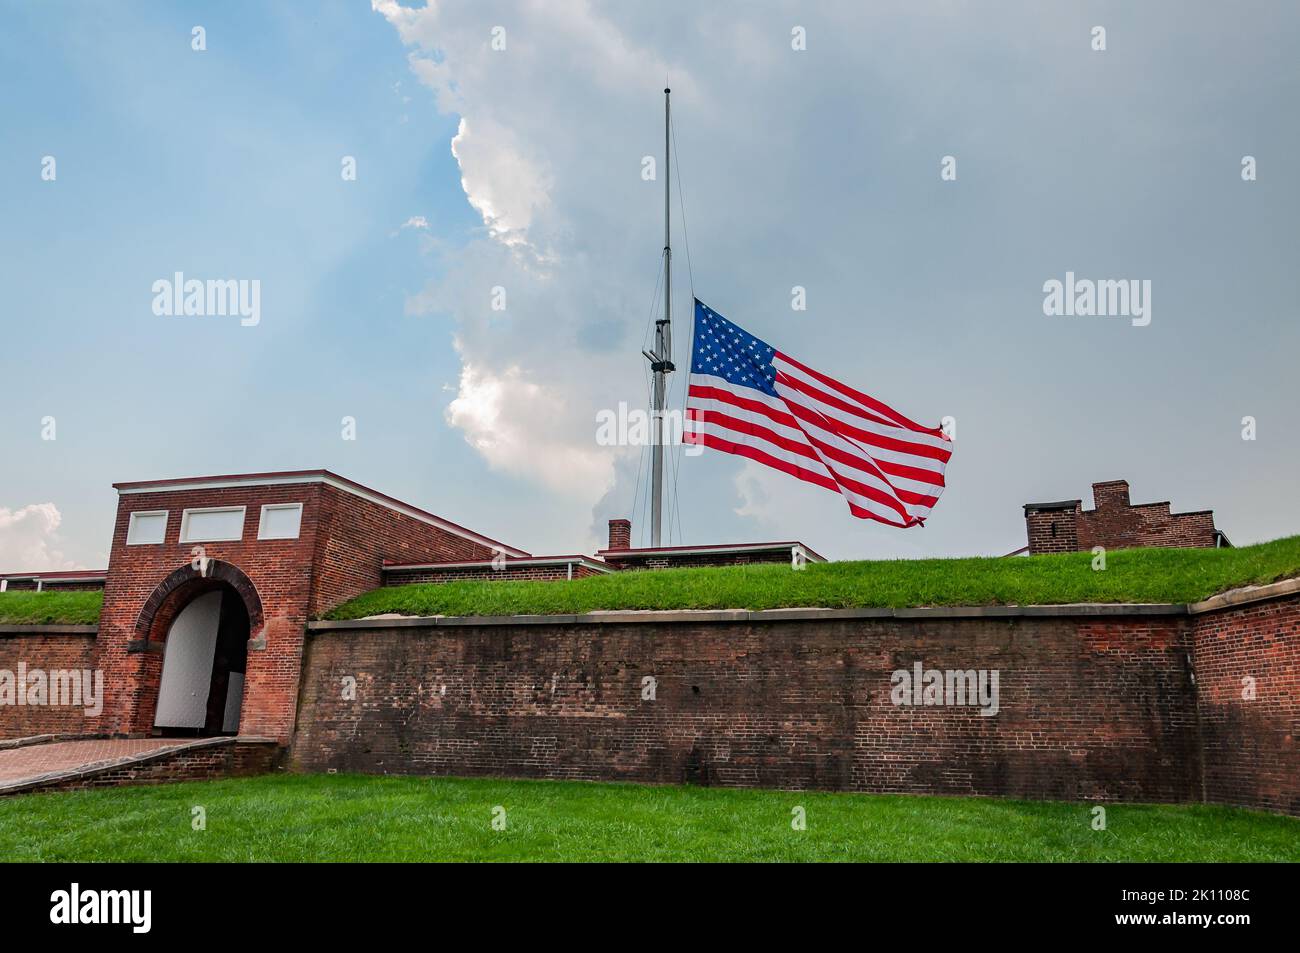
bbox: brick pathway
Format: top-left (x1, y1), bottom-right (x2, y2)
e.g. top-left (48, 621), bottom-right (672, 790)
top-left (0, 739), bottom-right (189, 785)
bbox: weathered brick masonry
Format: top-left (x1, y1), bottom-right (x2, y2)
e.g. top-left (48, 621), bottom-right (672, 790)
top-left (4, 588), bottom-right (1296, 813)
top-left (1191, 587), bottom-right (1300, 815)
top-left (0, 627), bottom-right (100, 739)
top-left (1025, 480), bottom-right (1224, 555)
top-left (291, 585), bottom-right (1300, 814)
top-left (292, 609), bottom-right (1204, 805)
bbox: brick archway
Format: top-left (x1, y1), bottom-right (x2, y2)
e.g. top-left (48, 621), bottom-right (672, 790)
top-left (134, 559), bottom-right (264, 649)
top-left (123, 560), bottom-right (265, 735)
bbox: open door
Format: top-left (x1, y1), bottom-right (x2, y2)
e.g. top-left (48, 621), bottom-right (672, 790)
top-left (154, 589), bottom-right (248, 735)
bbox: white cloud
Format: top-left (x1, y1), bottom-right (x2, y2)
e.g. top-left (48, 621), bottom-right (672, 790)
top-left (0, 503), bottom-right (78, 572)
top-left (373, 0), bottom-right (679, 534)
top-left (400, 216), bottom-right (430, 230)
top-left (446, 359), bottom-right (615, 497)
top-left (450, 118), bottom-right (552, 248)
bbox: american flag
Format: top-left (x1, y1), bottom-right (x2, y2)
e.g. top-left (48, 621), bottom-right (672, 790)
top-left (684, 299), bottom-right (953, 528)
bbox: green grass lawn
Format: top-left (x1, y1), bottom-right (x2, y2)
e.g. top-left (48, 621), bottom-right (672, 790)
top-left (0, 774), bottom-right (1295, 862)
top-left (4, 536), bottom-right (1298, 626)
top-left (326, 535), bottom-right (1300, 619)
top-left (0, 590), bottom-right (102, 625)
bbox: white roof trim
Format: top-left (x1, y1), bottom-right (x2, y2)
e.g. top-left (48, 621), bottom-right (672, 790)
top-left (386, 556), bottom-right (611, 574)
top-left (116, 473), bottom-right (528, 557)
top-left (602, 542), bottom-right (825, 561)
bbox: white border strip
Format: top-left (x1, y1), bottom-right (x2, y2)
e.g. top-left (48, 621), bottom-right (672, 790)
top-left (601, 542), bottom-right (826, 562)
top-left (385, 556), bottom-right (612, 574)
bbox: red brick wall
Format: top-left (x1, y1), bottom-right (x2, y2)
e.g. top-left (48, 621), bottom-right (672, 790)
top-left (291, 612), bottom-right (1201, 805)
top-left (0, 630), bottom-right (101, 739)
top-left (1192, 596), bottom-right (1300, 815)
top-left (1026, 481), bottom-right (1220, 555)
top-left (306, 484), bottom-right (500, 616)
top-left (1024, 506), bottom-right (1081, 555)
top-left (1079, 504), bottom-right (1217, 551)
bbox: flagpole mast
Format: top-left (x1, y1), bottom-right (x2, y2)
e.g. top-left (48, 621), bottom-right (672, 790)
top-left (649, 86), bottom-right (674, 547)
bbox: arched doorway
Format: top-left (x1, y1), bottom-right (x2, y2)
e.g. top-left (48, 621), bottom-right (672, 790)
top-left (128, 559), bottom-right (264, 736)
top-left (154, 586), bottom-right (250, 735)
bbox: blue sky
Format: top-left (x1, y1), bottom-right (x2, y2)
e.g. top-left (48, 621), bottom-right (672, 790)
top-left (2, 1), bottom-right (1298, 571)
top-left (1, 1), bottom-right (496, 567)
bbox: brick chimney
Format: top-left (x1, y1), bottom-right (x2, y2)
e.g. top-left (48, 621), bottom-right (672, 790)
top-left (607, 518), bottom-right (631, 551)
top-left (1023, 501), bottom-right (1081, 555)
top-left (1092, 480), bottom-right (1130, 509)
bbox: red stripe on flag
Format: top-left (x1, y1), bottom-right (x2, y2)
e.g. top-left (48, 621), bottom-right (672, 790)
top-left (688, 384), bottom-right (799, 430)
top-left (687, 408), bottom-right (821, 463)
top-left (781, 390), bottom-right (952, 464)
top-left (687, 432), bottom-right (840, 494)
top-left (802, 431), bottom-right (940, 509)
top-left (776, 351), bottom-right (944, 437)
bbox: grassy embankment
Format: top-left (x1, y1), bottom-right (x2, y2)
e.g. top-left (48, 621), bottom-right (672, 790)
top-left (325, 535), bottom-right (1300, 620)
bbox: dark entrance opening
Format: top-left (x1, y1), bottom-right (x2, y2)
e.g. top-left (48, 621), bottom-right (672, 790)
top-left (153, 586), bottom-right (249, 737)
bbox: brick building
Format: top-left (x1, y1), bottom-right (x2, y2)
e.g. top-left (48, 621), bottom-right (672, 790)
top-left (0, 469), bottom-right (820, 745)
top-left (7, 470), bottom-right (529, 743)
top-left (0, 570), bottom-right (106, 592)
top-left (383, 555), bottom-right (611, 585)
top-left (1022, 479), bottom-right (1229, 556)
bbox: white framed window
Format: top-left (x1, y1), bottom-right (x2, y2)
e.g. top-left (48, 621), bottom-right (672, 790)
top-left (179, 506), bottom-right (246, 543)
top-left (127, 510), bottom-right (169, 545)
top-left (258, 502), bottom-right (303, 540)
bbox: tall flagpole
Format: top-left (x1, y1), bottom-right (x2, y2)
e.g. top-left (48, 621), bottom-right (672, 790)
top-left (648, 87), bottom-right (674, 547)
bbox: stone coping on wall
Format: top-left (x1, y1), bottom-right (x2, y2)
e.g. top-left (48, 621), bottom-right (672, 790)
top-left (309, 602), bottom-right (1185, 630)
top-left (1186, 576), bottom-right (1300, 614)
top-left (0, 625), bottom-right (98, 636)
top-left (307, 576), bottom-right (1300, 631)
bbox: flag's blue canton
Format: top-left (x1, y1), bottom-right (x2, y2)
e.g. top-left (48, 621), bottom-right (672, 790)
top-left (691, 299), bottom-right (778, 398)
